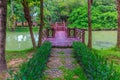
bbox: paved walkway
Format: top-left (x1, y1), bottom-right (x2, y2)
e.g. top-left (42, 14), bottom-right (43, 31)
top-left (43, 48), bottom-right (84, 80)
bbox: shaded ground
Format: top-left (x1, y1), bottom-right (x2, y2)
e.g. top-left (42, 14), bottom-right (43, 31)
top-left (0, 50), bottom-right (35, 80)
top-left (43, 48), bottom-right (87, 80)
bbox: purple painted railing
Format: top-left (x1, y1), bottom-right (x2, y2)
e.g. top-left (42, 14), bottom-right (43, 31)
top-left (42, 22), bottom-right (85, 45)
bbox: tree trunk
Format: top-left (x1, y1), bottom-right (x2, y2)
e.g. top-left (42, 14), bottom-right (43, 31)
top-left (38, 0), bottom-right (44, 47)
top-left (0, 0), bottom-right (7, 74)
top-left (117, 0), bottom-right (120, 48)
top-left (88, 0), bottom-right (92, 48)
top-left (22, 0), bottom-right (36, 49)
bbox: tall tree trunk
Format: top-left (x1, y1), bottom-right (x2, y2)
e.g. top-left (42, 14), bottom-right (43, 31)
top-left (117, 0), bottom-right (120, 48)
top-left (22, 0), bottom-right (36, 49)
top-left (0, 0), bottom-right (7, 74)
top-left (88, 0), bottom-right (92, 48)
top-left (38, 0), bottom-right (44, 47)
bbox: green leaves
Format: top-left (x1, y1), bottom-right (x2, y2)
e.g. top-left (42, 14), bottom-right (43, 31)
top-left (68, 2), bottom-right (117, 29)
top-left (9, 41), bottom-right (52, 80)
top-left (72, 42), bottom-right (120, 80)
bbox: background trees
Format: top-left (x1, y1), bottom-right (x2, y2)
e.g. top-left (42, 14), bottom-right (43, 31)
top-left (68, 0), bottom-right (117, 29)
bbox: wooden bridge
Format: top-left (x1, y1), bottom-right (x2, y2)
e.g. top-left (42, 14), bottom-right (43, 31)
top-left (42, 22), bottom-right (85, 47)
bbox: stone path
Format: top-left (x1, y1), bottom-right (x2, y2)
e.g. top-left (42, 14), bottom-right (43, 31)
top-left (43, 48), bottom-right (80, 80)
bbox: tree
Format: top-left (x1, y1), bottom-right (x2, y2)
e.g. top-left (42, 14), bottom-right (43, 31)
top-left (117, 0), bottom-right (120, 48)
top-left (0, 0), bottom-right (7, 74)
top-left (22, 0), bottom-right (36, 49)
top-left (88, 0), bottom-right (92, 48)
top-left (38, 0), bottom-right (44, 47)
top-left (68, 0), bottom-right (117, 29)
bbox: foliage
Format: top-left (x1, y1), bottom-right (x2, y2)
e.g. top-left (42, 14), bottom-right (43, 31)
top-left (8, 41), bottom-right (52, 80)
top-left (72, 42), bottom-right (120, 80)
top-left (7, 1), bottom-right (25, 28)
top-left (63, 67), bottom-right (87, 80)
top-left (94, 48), bottom-right (120, 73)
top-left (68, 0), bottom-right (117, 29)
top-left (68, 5), bottom-right (88, 28)
top-left (7, 0), bottom-right (118, 29)
top-left (7, 0), bottom-right (87, 29)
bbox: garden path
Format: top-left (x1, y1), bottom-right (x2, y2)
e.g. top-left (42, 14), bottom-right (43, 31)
top-left (43, 48), bottom-right (81, 80)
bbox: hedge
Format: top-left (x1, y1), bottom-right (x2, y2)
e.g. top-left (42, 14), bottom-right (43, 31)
top-left (9, 41), bottom-right (52, 80)
top-left (73, 42), bottom-right (120, 80)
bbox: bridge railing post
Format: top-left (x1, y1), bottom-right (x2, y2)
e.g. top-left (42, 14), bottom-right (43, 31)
top-left (67, 28), bottom-right (76, 38)
top-left (42, 29), bottom-right (47, 43)
top-left (46, 28), bottom-right (55, 38)
top-left (81, 29), bottom-right (85, 43)
top-left (75, 28), bottom-right (85, 43)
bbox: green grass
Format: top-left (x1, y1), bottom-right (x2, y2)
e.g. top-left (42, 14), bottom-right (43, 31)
top-left (94, 48), bottom-right (120, 73)
top-left (7, 27), bottom-right (39, 32)
top-left (58, 51), bottom-right (65, 54)
top-left (63, 67), bottom-right (87, 80)
top-left (6, 48), bottom-right (35, 62)
top-left (8, 42), bottom-right (52, 80)
top-left (56, 66), bottom-right (87, 80)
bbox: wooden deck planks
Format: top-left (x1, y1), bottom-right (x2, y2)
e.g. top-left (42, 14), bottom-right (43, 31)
top-left (46, 31), bottom-right (80, 47)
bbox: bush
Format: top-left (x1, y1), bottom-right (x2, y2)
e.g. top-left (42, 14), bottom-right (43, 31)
top-left (9, 41), bottom-right (52, 80)
top-left (68, 4), bottom-right (117, 29)
top-left (72, 42), bottom-right (120, 80)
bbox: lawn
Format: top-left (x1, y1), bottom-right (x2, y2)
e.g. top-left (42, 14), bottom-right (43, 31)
top-left (6, 48), bottom-right (35, 62)
top-left (95, 48), bottom-right (120, 73)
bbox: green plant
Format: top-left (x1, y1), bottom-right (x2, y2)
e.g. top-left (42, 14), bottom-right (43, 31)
top-left (8, 41), bottom-right (52, 80)
top-left (68, 3), bottom-right (117, 29)
top-left (72, 42), bottom-right (120, 80)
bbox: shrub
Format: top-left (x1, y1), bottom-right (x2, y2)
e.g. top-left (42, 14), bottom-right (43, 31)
top-left (73, 42), bottom-right (120, 80)
top-left (9, 41), bottom-right (52, 80)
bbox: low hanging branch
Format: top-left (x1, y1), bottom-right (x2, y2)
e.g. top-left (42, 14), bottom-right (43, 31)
top-left (22, 0), bottom-right (36, 49)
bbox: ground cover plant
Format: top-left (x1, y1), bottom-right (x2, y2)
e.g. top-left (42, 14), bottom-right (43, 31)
top-left (8, 41), bottom-right (52, 80)
top-left (73, 42), bottom-right (120, 80)
top-left (95, 48), bottom-right (120, 73)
